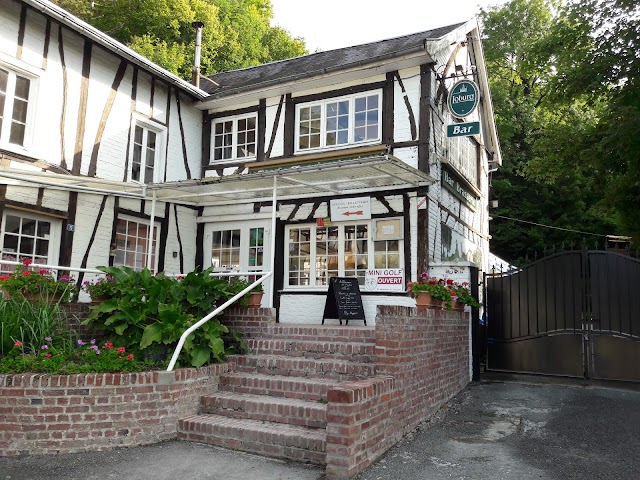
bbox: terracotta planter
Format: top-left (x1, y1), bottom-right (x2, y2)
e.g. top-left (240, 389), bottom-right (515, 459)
top-left (22, 291), bottom-right (62, 303)
top-left (90, 295), bottom-right (111, 305)
top-left (414, 291), bottom-right (444, 309)
top-left (246, 292), bottom-right (264, 307)
top-left (451, 299), bottom-right (465, 311)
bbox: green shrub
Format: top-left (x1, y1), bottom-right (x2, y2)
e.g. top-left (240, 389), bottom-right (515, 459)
top-left (0, 297), bottom-right (69, 356)
top-left (0, 337), bottom-right (151, 374)
top-left (83, 266), bottom-right (248, 369)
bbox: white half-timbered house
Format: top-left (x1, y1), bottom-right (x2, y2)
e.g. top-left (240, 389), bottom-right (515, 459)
top-left (0, 0), bottom-right (501, 325)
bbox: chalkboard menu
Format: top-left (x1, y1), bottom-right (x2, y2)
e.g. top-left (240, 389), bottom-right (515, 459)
top-left (322, 277), bottom-right (366, 326)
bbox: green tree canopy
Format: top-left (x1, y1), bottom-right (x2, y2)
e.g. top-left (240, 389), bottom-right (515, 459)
top-left (54, 0), bottom-right (307, 78)
top-left (480, 0), bottom-right (635, 264)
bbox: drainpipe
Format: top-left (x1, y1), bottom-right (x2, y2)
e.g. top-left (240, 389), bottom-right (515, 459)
top-left (191, 21), bottom-right (204, 88)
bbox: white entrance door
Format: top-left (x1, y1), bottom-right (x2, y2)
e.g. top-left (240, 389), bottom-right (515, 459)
top-left (203, 220), bottom-right (271, 305)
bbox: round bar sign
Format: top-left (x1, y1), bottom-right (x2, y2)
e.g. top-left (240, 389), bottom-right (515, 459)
top-left (448, 80), bottom-right (479, 119)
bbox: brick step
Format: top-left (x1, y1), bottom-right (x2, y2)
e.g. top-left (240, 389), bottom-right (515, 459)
top-left (256, 325), bottom-right (376, 343)
top-left (219, 373), bottom-right (338, 401)
top-left (178, 414), bottom-right (326, 464)
top-left (229, 354), bottom-right (376, 379)
top-left (245, 338), bottom-right (376, 362)
top-left (200, 391), bottom-right (327, 428)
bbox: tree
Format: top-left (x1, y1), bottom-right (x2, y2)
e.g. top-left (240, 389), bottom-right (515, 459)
top-left (480, 0), bottom-right (620, 264)
top-left (53, 0), bottom-right (307, 78)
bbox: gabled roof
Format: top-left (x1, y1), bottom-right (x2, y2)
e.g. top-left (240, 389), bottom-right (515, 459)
top-left (203, 22), bottom-right (466, 99)
top-left (22, 0), bottom-right (208, 99)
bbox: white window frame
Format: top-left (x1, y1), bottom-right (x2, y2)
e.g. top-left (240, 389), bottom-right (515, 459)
top-left (128, 114), bottom-right (166, 184)
top-left (113, 215), bottom-right (160, 272)
top-left (210, 113), bottom-right (258, 165)
top-left (0, 209), bottom-right (61, 273)
top-left (294, 90), bottom-right (382, 153)
top-left (284, 218), bottom-right (403, 290)
top-left (0, 58), bottom-right (39, 153)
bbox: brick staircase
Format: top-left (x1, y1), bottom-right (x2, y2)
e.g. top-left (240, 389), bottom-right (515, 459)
top-left (177, 325), bottom-right (377, 464)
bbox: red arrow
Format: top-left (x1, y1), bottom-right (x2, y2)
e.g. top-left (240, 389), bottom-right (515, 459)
top-left (342, 211), bottom-right (363, 216)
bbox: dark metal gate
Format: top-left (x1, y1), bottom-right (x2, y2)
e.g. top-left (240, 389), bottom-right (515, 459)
top-left (485, 248), bottom-right (640, 382)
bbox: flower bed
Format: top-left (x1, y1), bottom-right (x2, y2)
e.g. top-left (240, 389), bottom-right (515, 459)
top-left (0, 364), bottom-right (229, 456)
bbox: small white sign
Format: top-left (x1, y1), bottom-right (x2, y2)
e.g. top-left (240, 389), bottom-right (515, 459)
top-left (330, 197), bottom-right (371, 222)
top-left (417, 196), bottom-right (427, 210)
top-left (364, 268), bottom-right (405, 292)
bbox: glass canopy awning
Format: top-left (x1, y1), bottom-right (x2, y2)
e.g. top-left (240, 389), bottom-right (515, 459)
top-left (0, 154), bottom-right (435, 205)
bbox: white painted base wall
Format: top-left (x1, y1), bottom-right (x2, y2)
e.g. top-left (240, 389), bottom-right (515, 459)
top-left (278, 294), bottom-right (417, 326)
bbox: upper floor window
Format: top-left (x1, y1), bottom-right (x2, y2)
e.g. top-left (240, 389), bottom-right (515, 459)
top-left (295, 91), bottom-right (381, 152)
top-left (129, 119), bottom-right (165, 184)
top-left (0, 67), bottom-right (32, 148)
top-left (211, 114), bottom-right (257, 163)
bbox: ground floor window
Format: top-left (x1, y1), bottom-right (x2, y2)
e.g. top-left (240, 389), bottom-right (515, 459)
top-left (114, 217), bottom-right (158, 272)
top-left (204, 220), bottom-right (270, 282)
top-left (0, 210), bottom-right (60, 273)
top-left (285, 219), bottom-right (403, 288)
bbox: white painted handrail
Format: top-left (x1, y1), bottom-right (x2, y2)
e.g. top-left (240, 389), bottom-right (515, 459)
top-left (166, 271), bottom-right (272, 372)
top-left (0, 259), bottom-right (103, 275)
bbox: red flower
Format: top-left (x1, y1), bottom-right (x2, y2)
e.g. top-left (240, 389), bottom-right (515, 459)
top-left (428, 280), bottom-right (436, 285)
top-left (126, 354), bottom-right (134, 361)
top-left (446, 279), bottom-right (454, 285)
top-left (22, 271), bottom-right (32, 277)
top-left (117, 346), bottom-right (126, 353)
top-left (0, 275), bottom-right (10, 281)
top-left (39, 269), bottom-right (49, 275)
top-left (14, 340), bottom-right (22, 347)
top-left (104, 342), bottom-right (114, 349)
top-left (45, 353), bottom-right (52, 358)
top-left (22, 259), bottom-right (32, 266)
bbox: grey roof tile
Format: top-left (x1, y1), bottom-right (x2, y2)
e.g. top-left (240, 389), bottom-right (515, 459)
top-left (203, 22), bottom-right (466, 97)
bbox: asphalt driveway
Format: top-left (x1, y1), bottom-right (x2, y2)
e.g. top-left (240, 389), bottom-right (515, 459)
top-left (356, 379), bottom-right (640, 480)
top-left (2, 379), bottom-right (639, 479)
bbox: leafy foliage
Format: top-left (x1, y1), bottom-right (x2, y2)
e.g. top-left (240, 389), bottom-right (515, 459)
top-left (0, 297), bottom-right (68, 356)
top-left (479, 0), bottom-right (632, 263)
top-left (53, 0), bottom-right (307, 78)
top-left (0, 260), bottom-right (78, 302)
top-left (1, 338), bottom-right (150, 374)
top-left (83, 266), bottom-right (249, 368)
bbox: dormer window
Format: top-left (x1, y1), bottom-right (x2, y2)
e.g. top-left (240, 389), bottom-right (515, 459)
top-left (295, 91), bottom-right (381, 153)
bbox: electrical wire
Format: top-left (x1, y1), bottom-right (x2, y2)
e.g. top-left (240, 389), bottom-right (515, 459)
top-left (492, 214), bottom-right (608, 237)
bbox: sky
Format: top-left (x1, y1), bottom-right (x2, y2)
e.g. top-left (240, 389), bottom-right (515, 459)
top-left (270, 0), bottom-right (507, 52)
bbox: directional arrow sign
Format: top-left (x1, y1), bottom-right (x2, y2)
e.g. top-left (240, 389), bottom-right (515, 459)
top-left (330, 197), bottom-right (371, 221)
top-left (447, 121), bottom-right (480, 138)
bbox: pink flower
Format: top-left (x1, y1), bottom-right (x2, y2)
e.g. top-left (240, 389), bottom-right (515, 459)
top-left (41, 345), bottom-right (48, 350)
top-left (22, 271), bottom-right (32, 277)
top-left (126, 354), bottom-right (134, 361)
top-left (14, 341), bottom-right (22, 347)
top-left (104, 342), bottom-right (113, 349)
top-left (117, 347), bottom-right (126, 354)
top-left (45, 353), bottom-right (52, 358)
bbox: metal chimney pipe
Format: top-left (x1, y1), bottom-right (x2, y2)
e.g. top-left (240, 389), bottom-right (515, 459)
top-left (191, 21), bottom-right (204, 88)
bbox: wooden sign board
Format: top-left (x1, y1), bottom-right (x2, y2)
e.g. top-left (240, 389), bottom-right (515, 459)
top-left (322, 277), bottom-right (366, 326)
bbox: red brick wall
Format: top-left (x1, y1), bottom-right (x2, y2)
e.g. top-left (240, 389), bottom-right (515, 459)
top-left (0, 364), bottom-right (229, 456)
top-left (325, 306), bottom-right (470, 479)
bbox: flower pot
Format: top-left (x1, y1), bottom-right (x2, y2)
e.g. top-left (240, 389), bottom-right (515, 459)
top-left (90, 295), bottom-right (111, 305)
top-left (22, 291), bottom-right (62, 303)
top-left (451, 299), bottom-right (465, 311)
top-left (414, 291), bottom-right (443, 309)
top-left (246, 292), bottom-right (264, 307)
